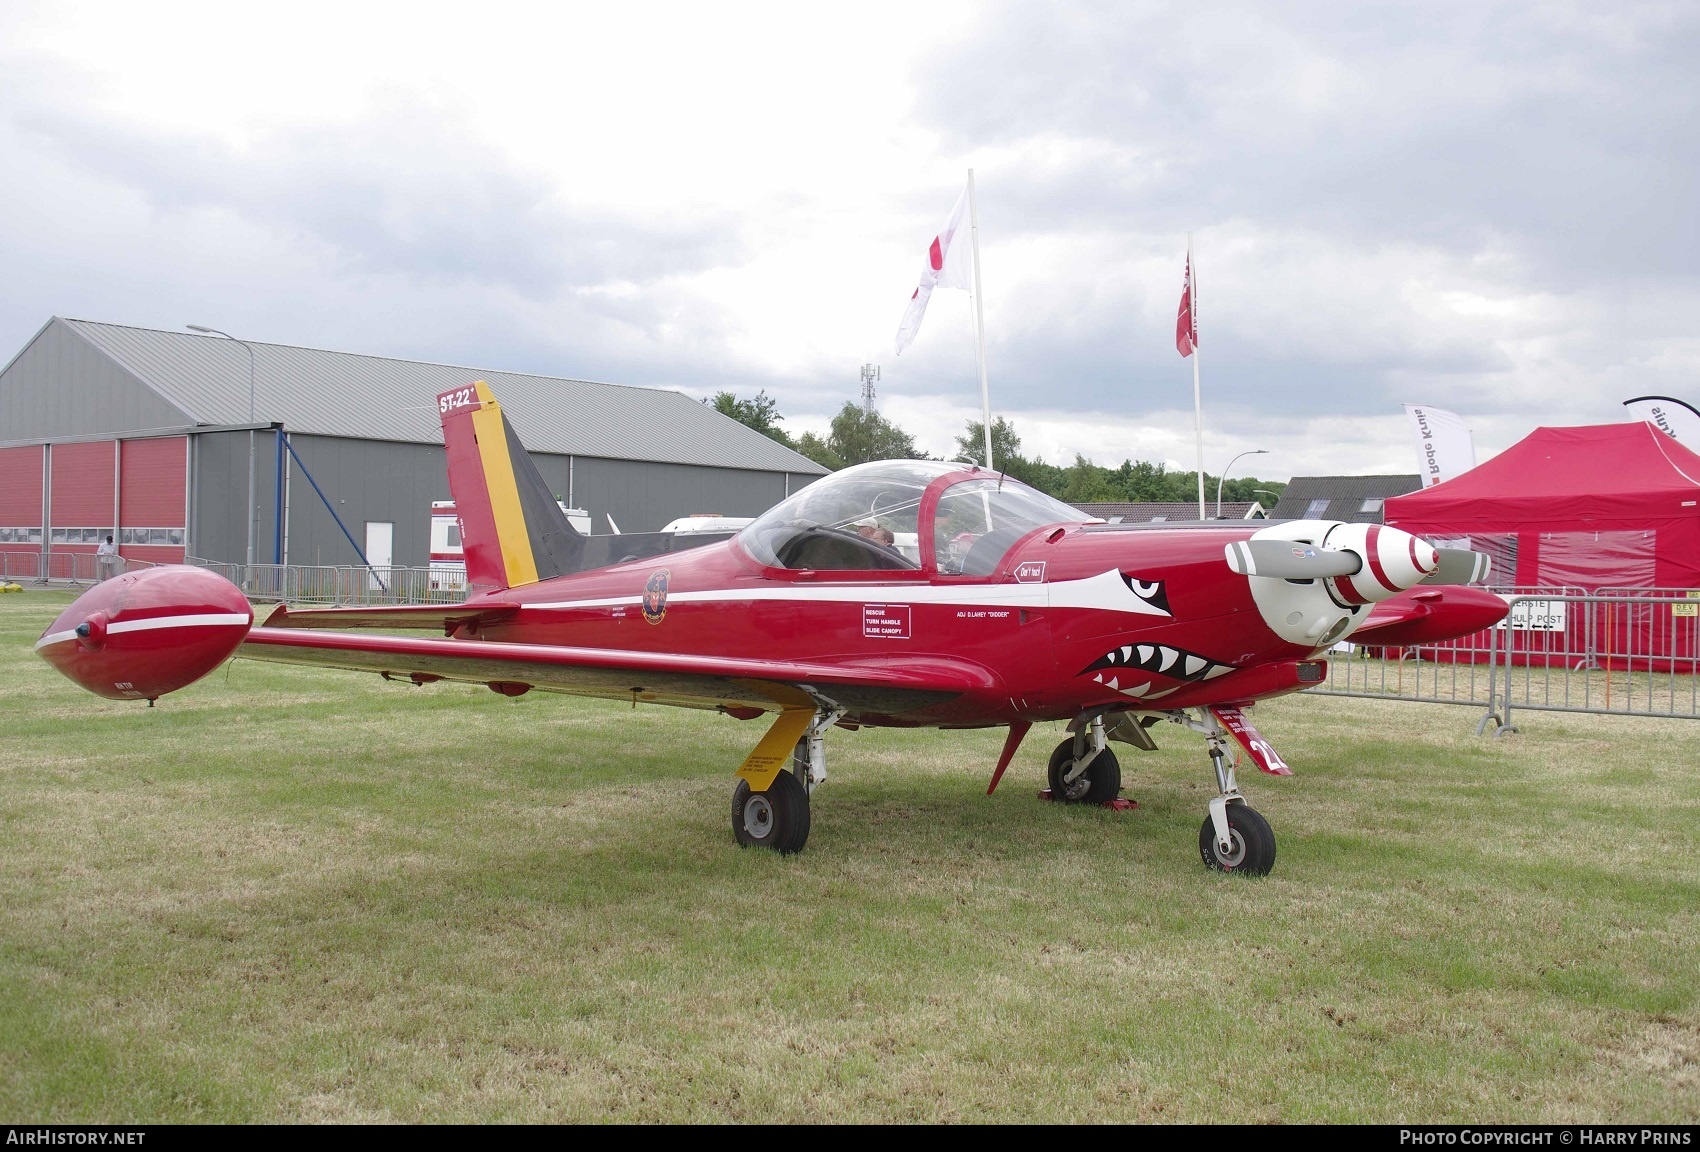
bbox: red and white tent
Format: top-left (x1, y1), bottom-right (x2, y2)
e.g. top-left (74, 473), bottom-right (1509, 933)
top-left (1386, 422), bottom-right (1700, 592)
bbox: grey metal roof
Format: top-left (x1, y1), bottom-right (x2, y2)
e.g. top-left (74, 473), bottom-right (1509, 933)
top-left (1071, 500), bottom-right (1267, 523)
top-left (1270, 475), bottom-right (1421, 523)
top-left (56, 318), bottom-right (826, 475)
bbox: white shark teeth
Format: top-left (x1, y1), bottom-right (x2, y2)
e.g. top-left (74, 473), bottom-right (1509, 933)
top-left (1119, 682), bottom-right (1149, 698)
top-left (1086, 642), bottom-right (1238, 682)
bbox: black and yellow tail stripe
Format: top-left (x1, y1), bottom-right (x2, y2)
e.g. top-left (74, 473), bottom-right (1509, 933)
top-left (468, 381), bottom-right (541, 588)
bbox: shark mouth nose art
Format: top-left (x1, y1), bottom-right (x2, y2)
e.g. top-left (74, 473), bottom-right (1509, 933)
top-left (1082, 643), bottom-right (1236, 686)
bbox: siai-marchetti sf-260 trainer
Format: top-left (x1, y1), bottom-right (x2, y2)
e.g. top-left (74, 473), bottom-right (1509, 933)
top-left (37, 381), bottom-right (1507, 874)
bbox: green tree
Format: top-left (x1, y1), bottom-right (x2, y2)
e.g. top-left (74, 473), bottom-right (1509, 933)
top-left (794, 430), bottom-right (844, 471)
top-left (953, 416), bottom-right (1025, 469)
top-left (705, 390), bottom-right (795, 448)
top-left (952, 414), bottom-right (1288, 513)
top-left (953, 416), bottom-right (1068, 490)
top-left (827, 403), bottom-right (924, 466)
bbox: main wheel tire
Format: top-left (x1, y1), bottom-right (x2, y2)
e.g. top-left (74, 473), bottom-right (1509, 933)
top-left (1198, 803), bottom-right (1276, 875)
top-left (731, 770), bottom-right (811, 855)
top-left (1047, 739), bottom-right (1122, 804)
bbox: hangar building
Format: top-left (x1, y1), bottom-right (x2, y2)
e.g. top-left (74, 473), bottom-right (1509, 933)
top-left (0, 317), bottom-right (827, 575)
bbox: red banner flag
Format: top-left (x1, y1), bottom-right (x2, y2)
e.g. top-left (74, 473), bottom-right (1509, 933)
top-left (1175, 254), bottom-right (1196, 357)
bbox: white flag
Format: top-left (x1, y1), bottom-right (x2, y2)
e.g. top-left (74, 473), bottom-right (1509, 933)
top-left (1623, 395), bottom-right (1700, 450)
top-left (1404, 404), bottom-right (1476, 487)
top-left (894, 183), bottom-right (973, 354)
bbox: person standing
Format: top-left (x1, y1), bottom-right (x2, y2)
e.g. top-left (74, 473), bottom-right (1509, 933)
top-left (96, 534), bottom-right (119, 581)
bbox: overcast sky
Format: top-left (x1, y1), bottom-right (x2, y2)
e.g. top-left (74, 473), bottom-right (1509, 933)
top-left (2, 1), bottom-right (1695, 480)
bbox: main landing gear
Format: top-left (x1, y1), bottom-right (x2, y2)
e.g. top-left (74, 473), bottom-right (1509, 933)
top-left (1046, 715), bottom-right (1122, 805)
top-left (731, 703), bottom-right (838, 856)
top-left (1171, 709), bottom-right (1277, 875)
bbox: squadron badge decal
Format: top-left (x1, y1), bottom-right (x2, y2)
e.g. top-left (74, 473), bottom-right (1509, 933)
top-left (642, 568), bottom-right (671, 625)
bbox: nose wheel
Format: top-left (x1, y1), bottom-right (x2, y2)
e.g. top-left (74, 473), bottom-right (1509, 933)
top-left (1197, 802), bottom-right (1275, 874)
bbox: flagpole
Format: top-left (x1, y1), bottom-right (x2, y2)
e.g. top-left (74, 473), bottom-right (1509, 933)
top-left (967, 169), bottom-right (994, 472)
top-left (1189, 234), bottom-right (1205, 519)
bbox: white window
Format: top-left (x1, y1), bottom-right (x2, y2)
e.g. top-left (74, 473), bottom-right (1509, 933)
top-left (1359, 498), bottom-right (1383, 514)
top-left (1305, 498), bottom-right (1331, 518)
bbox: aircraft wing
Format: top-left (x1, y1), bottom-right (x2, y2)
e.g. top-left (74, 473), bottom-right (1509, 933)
top-left (237, 627), bottom-right (992, 716)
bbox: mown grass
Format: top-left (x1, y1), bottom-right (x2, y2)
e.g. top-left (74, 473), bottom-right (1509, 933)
top-left (1, 588), bottom-right (1697, 1123)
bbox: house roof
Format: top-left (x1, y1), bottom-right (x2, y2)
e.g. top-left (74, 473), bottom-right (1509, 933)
top-left (1070, 500), bottom-right (1266, 523)
top-left (52, 318), bottom-right (826, 475)
top-left (1269, 475), bottom-right (1421, 522)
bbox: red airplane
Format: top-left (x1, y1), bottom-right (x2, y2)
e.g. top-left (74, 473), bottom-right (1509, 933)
top-left (36, 381), bottom-right (1507, 874)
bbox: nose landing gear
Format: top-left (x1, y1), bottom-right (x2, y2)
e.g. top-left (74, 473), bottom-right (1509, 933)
top-left (1171, 708), bottom-right (1278, 876)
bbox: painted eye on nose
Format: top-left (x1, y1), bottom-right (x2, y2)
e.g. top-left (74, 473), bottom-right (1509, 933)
top-left (1120, 575), bottom-right (1170, 615)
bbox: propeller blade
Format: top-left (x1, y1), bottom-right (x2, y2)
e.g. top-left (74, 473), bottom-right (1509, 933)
top-left (1225, 539), bottom-right (1364, 580)
top-left (1419, 548), bottom-right (1491, 586)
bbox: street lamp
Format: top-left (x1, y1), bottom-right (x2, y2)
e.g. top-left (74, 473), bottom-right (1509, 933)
top-left (1215, 449), bottom-right (1269, 519)
top-left (187, 325), bottom-right (257, 583)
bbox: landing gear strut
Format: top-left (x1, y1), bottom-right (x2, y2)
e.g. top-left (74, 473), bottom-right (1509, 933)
top-left (1172, 709), bottom-right (1277, 875)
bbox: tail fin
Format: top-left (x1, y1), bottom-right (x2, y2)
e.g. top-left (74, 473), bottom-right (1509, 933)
top-left (438, 381), bottom-right (584, 593)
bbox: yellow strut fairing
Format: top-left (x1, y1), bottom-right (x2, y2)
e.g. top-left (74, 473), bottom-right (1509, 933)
top-left (734, 708), bottom-right (816, 791)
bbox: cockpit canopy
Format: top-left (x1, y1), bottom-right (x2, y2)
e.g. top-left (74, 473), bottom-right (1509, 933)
top-left (737, 460), bottom-right (1090, 576)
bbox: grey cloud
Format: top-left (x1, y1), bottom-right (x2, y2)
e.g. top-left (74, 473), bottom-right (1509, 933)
top-left (917, 2), bottom-right (1700, 282)
top-left (15, 103), bottom-right (747, 299)
top-left (876, 2), bottom-right (1700, 429)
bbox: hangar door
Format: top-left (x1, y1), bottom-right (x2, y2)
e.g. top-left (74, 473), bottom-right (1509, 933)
top-left (0, 445), bottom-right (45, 574)
top-left (118, 437), bottom-right (188, 564)
top-left (47, 441), bottom-right (115, 578)
top-left (41, 437), bottom-right (188, 577)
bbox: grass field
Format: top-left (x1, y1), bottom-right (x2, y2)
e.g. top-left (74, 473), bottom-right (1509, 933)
top-left (3, 588), bottom-right (1698, 1123)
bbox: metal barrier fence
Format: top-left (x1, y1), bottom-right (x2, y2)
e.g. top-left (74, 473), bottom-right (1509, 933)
top-left (2, 551), bottom-right (461, 605)
top-left (1, 550), bottom-right (156, 585)
top-left (2, 551), bottom-right (43, 582)
top-left (189, 559), bottom-right (466, 605)
top-left (1309, 588), bottom-right (1700, 733)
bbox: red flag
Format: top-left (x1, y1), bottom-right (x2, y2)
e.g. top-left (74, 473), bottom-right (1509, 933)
top-left (1175, 254), bottom-right (1196, 357)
